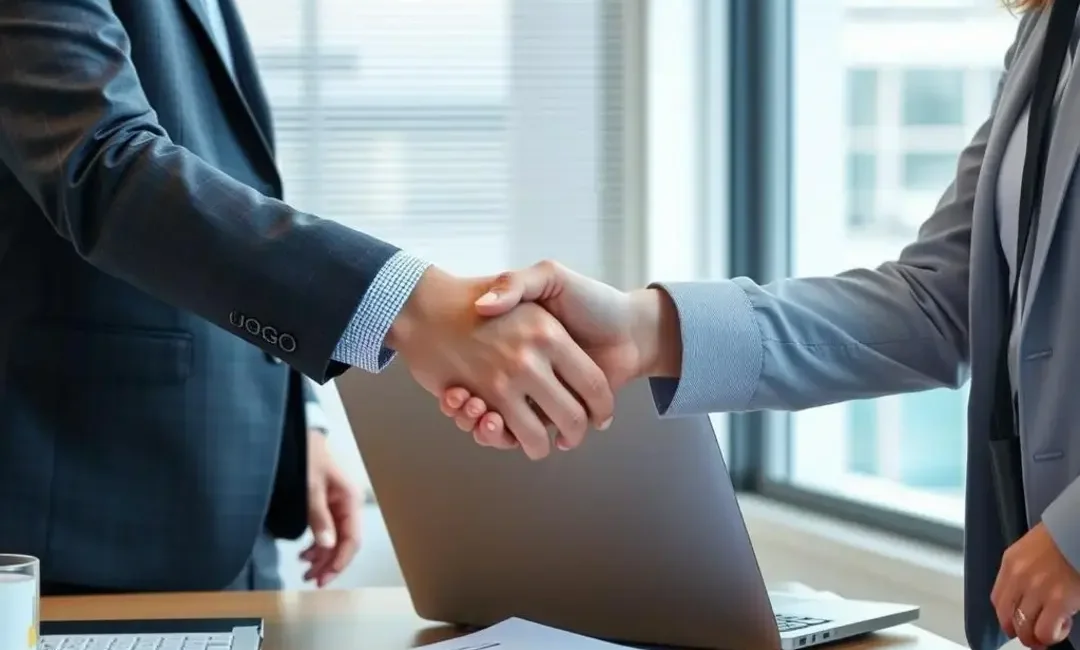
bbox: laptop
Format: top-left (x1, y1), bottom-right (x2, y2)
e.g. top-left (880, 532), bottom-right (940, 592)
top-left (337, 365), bottom-right (919, 650)
top-left (40, 618), bottom-right (263, 650)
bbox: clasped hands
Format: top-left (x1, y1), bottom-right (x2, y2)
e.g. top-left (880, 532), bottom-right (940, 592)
top-left (389, 260), bottom-right (681, 460)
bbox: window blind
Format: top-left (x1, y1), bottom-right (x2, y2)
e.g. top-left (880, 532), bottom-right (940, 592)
top-left (231, 0), bottom-right (632, 495)
top-left (234, 0), bottom-right (629, 281)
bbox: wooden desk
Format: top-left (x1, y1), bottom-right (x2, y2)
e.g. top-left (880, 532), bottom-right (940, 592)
top-left (43, 587), bottom-right (963, 650)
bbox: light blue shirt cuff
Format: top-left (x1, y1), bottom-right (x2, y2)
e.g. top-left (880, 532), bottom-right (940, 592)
top-left (331, 251), bottom-right (432, 373)
top-left (1042, 475), bottom-right (1080, 572)
top-left (646, 280), bottom-right (763, 416)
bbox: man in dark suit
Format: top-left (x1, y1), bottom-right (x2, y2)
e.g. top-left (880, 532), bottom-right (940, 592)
top-left (0, 0), bottom-right (615, 594)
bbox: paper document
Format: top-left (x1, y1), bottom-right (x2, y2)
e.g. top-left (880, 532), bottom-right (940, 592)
top-left (415, 618), bottom-right (632, 650)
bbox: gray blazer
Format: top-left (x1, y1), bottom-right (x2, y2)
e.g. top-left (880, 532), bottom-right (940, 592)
top-left (649, 13), bottom-right (1078, 650)
top-left (0, 0), bottom-right (391, 590)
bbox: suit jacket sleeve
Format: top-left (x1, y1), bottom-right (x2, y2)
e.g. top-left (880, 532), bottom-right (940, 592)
top-left (0, 0), bottom-right (398, 383)
top-left (648, 13), bottom-right (1033, 417)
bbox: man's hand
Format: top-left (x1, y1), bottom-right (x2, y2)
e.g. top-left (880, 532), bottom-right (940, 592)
top-left (992, 522), bottom-right (1080, 648)
top-left (301, 429), bottom-right (361, 588)
top-left (388, 265), bottom-right (616, 459)
top-left (435, 260), bottom-right (682, 447)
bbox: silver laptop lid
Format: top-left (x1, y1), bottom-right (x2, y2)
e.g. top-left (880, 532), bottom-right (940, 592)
top-left (337, 363), bottom-right (780, 650)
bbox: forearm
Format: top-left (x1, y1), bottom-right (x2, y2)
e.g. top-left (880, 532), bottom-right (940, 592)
top-left (0, 0), bottom-right (399, 382)
top-left (637, 269), bottom-right (970, 418)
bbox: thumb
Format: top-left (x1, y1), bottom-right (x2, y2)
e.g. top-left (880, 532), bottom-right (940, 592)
top-left (474, 261), bottom-right (564, 316)
top-left (308, 484), bottom-right (337, 549)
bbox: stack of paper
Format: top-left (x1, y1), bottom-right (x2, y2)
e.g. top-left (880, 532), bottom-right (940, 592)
top-left (416, 618), bottom-right (633, 650)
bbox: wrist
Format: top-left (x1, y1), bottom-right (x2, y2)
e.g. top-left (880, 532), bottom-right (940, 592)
top-left (385, 266), bottom-right (483, 353)
top-left (629, 288), bottom-right (682, 379)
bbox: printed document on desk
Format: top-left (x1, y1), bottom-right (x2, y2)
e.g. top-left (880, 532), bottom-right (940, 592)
top-left (417, 618), bottom-right (632, 649)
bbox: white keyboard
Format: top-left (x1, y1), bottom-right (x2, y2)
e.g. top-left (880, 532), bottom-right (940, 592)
top-left (40, 633), bottom-right (234, 650)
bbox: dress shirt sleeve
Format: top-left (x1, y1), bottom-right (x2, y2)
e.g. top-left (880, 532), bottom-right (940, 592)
top-left (331, 251), bottom-right (432, 372)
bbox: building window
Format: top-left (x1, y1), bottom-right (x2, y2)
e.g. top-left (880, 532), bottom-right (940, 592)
top-left (846, 152), bottom-right (877, 226)
top-left (846, 68), bottom-right (878, 127)
top-left (901, 152), bottom-right (957, 192)
top-left (768, 0), bottom-right (1019, 540)
top-left (901, 68), bottom-right (966, 126)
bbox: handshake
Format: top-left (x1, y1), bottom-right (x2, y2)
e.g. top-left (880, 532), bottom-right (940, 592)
top-left (388, 260), bottom-right (683, 460)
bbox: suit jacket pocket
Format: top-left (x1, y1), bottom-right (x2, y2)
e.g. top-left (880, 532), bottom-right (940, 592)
top-left (9, 322), bottom-right (194, 385)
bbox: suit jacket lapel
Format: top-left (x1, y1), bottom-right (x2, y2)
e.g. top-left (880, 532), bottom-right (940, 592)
top-left (217, 0), bottom-right (278, 157)
top-left (967, 13), bottom-right (1045, 399)
top-left (176, 0), bottom-right (279, 183)
top-left (985, 15), bottom-right (1046, 198)
top-left (1029, 39), bottom-right (1080, 307)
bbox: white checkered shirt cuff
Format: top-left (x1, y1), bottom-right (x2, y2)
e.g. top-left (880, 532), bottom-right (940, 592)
top-left (331, 251), bottom-right (432, 373)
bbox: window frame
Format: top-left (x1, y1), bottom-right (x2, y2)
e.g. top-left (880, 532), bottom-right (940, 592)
top-left (717, 0), bottom-right (964, 550)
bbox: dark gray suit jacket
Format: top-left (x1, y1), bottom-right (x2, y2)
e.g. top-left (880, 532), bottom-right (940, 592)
top-left (0, 0), bottom-right (395, 590)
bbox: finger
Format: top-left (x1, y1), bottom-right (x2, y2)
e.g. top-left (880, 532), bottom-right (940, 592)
top-left (544, 333), bottom-right (615, 433)
top-left (473, 411), bottom-right (516, 449)
top-left (993, 566), bottom-right (1020, 638)
top-left (524, 371), bottom-right (588, 451)
top-left (496, 395), bottom-right (552, 460)
top-left (304, 487), bottom-right (338, 583)
top-left (322, 499), bottom-right (361, 587)
top-left (474, 428), bottom-right (517, 450)
top-left (308, 485), bottom-right (337, 551)
top-left (441, 387), bottom-right (471, 415)
top-left (473, 412), bottom-right (507, 439)
top-left (454, 396), bottom-right (487, 432)
top-left (303, 548), bottom-right (332, 583)
top-left (1034, 597), bottom-right (1073, 647)
top-left (474, 260), bottom-right (566, 317)
top-left (1016, 592), bottom-right (1045, 649)
top-left (299, 542), bottom-right (321, 562)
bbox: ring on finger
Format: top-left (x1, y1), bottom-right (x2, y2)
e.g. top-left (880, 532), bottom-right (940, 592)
top-left (1015, 608), bottom-right (1029, 630)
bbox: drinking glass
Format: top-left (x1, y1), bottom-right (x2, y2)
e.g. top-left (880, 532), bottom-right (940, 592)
top-left (0, 554), bottom-right (39, 650)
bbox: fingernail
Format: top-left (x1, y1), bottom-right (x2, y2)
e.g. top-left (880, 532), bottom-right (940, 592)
top-left (485, 420), bottom-right (497, 431)
top-left (447, 394), bottom-right (463, 408)
top-left (475, 292), bottom-right (498, 306)
top-left (599, 417), bottom-right (613, 431)
top-left (316, 530), bottom-right (336, 548)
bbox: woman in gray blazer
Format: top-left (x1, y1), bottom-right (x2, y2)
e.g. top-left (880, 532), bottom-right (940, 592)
top-left (438, 1), bottom-right (1080, 649)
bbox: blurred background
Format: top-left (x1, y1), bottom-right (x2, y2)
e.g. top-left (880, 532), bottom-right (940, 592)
top-left (228, 0), bottom-right (1017, 641)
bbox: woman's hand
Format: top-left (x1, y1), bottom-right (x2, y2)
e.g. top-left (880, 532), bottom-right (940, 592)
top-left (436, 260), bottom-right (681, 450)
top-left (992, 523), bottom-right (1080, 648)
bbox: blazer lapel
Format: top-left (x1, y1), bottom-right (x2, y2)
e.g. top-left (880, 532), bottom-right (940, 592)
top-left (176, 0), bottom-right (277, 175)
top-left (967, 13), bottom-right (1045, 405)
top-left (1029, 44), bottom-right (1080, 307)
top-left (216, 0), bottom-right (278, 157)
top-left (984, 15), bottom-right (1047, 198)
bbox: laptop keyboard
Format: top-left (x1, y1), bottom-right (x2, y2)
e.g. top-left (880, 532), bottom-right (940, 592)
top-left (41, 633), bottom-right (235, 650)
top-left (775, 614), bottom-right (832, 633)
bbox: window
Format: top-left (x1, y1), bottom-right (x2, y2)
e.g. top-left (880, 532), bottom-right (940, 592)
top-left (901, 152), bottom-right (958, 191)
top-left (236, 0), bottom-right (628, 279)
top-left (232, 0), bottom-right (722, 489)
top-left (846, 152), bottom-right (876, 227)
top-left (901, 69), bottom-right (965, 126)
top-left (740, 0), bottom-right (1021, 543)
top-left (846, 69), bottom-right (878, 128)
